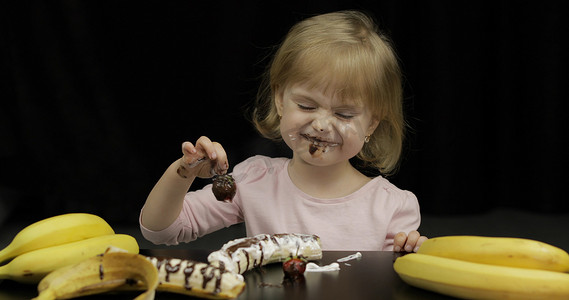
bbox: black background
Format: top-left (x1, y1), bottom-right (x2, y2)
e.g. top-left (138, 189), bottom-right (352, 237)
top-left (1, 0), bottom-right (568, 228)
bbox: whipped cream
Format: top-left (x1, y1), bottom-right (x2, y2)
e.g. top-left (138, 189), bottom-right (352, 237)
top-left (305, 262), bottom-right (340, 272)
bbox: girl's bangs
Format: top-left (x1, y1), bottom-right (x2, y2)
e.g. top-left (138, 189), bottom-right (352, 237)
top-left (290, 46), bottom-right (380, 110)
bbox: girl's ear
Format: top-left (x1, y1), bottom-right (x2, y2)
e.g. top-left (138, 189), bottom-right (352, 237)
top-left (366, 117), bottom-right (380, 136)
top-left (274, 85), bottom-right (284, 117)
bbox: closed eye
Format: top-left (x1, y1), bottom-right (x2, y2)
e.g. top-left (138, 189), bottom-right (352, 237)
top-left (335, 112), bottom-right (355, 119)
top-left (297, 103), bottom-right (316, 111)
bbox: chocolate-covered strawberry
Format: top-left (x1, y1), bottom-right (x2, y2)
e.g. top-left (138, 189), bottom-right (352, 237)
top-left (282, 256), bottom-right (307, 278)
top-left (212, 174), bottom-right (236, 202)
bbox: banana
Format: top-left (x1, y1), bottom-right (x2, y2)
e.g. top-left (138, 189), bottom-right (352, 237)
top-left (141, 256), bottom-right (245, 299)
top-left (0, 234), bottom-right (139, 283)
top-left (33, 247), bottom-right (158, 300)
top-left (394, 253), bottom-right (569, 299)
top-left (417, 236), bottom-right (569, 272)
top-left (207, 233), bottom-right (322, 274)
top-left (0, 213), bottom-right (115, 264)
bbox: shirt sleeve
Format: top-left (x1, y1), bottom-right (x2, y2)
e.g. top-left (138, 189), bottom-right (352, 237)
top-left (139, 156), bottom-right (272, 246)
top-left (382, 191), bottom-right (421, 251)
top-left (139, 186), bottom-right (243, 246)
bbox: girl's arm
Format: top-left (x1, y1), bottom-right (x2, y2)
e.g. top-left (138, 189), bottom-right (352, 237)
top-left (141, 137), bottom-right (228, 231)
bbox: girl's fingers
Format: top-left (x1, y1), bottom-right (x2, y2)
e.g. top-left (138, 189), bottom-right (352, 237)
top-left (181, 141), bottom-right (205, 166)
top-left (404, 230), bottom-right (421, 252)
top-left (393, 232), bottom-right (407, 252)
top-left (195, 136), bottom-right (221, 160)
top-left (211, 142), bottom-right (229, 175)
top-left (180, 137), bottom-right (229, 177)
top-left (394, 231), bottom-right (425, 252)
top-left (415, 236), bottom-right (429, 252)
top-left (181, 141), bottom-right (197, 156)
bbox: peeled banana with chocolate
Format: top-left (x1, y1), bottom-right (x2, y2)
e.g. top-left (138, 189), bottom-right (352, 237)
top-left (33, 247), bottom-right (158, 300)
top-left (207, 233), bottom-right (322, 274)
top-left (144, 256), bottom-right (245, 299)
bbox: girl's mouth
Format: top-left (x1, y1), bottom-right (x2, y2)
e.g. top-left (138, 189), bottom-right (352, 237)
top-left (299, 134), bottom-right (340, 148)
top-left (299, 133), bottom-right (340, 156)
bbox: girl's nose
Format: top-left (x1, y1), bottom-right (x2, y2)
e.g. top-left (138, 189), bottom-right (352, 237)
top-left (312, 114), bottom-right (332, 132)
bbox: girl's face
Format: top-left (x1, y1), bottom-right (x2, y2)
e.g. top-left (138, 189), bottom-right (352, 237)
top-left (275, 82), bottom-right (379, 167)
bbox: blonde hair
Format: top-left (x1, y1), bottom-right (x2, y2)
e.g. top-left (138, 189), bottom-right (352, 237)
top-left (252, 10), bottom-right (405, 176)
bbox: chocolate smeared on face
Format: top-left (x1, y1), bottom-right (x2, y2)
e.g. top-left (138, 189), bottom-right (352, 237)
top-left (299, 133), bottom-right (338, 158)
top-left (309, 144), bottom-right (319, 155)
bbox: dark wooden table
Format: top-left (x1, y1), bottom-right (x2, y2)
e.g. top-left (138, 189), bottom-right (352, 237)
top-left (0, 249), bottom-right (454, 299)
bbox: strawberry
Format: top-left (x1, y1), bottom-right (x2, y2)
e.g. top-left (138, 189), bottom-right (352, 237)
top-left (282, 256), bottom-right (307, 278)
top-left (212, 174), bottom-right (236, 202)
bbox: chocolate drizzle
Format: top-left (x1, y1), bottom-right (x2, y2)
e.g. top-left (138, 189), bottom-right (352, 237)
top-left (226, 237), bottom-right (263, 256)
top-left (223, 235), bottom-right (272, 273)
top-left (148, 256), bottom-right (227, 294)
top-left (200, 266), bottom-right (222, 294)
top-left (271, 235), bottom-right (280, 245)
top-left (164, 260), bottom-right (181, 282)
top-left (183, 263), bottom-right (195, 290)
top-left (156, 258), bottom-right (166, 271)
top-left (99, 263), bottom-right (104, 280)
top-left (217, 261), bottom-right (226, 272)
top-left (258, 243), bottom-right (264, 267)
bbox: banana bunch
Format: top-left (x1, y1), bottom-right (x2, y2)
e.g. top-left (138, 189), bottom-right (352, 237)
top-left (394, 235), bottom-right (569, 299)
top-left (0, 213), bottom-right (115, 263)
top-left (0, 213), bottom-right (139, 283)
top-left (33, 247), bottom-right (158, 300)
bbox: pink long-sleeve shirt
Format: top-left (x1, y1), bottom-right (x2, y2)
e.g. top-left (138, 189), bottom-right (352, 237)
top-left (140, 155), bottom-right (421, 251)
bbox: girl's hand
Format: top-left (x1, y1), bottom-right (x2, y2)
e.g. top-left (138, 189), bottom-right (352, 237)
top-left (394, 231), bottom-right (428, 253)
top-left (177, 136), bottom-right (229, 179)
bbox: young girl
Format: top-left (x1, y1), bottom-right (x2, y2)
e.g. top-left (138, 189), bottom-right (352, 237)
top-left (140, 10), bottom-right (427, 252)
